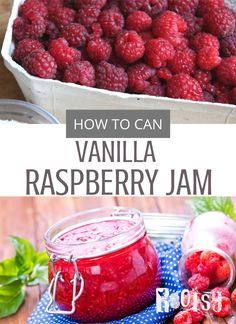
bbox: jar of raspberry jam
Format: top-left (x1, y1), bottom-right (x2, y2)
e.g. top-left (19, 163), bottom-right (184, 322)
top-left (179, 212), bottom-right (236, 290)
top-left (45, 207), bottom-right (161, 323)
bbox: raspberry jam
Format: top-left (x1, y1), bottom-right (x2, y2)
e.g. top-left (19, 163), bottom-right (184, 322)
top-left (179, 212), bottom-right (236, 290)
top-left (45, 207), bottom-right (161, 323)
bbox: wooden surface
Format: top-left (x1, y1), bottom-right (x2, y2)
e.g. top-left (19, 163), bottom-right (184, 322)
top-left (0, 0), bottom-right (24, 100)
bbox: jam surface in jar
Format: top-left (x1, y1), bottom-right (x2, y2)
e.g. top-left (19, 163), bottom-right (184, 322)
top-left (49, 217), bottom-right (161, 322)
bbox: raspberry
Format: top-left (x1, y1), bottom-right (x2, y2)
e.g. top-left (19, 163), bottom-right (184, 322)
top-left (143, 78), bottom-right (165, 96)
top-left (25, 12), bottom-right (47, 39)
top-left (89, 23), bottom-right (103, 40)
top-left (47, 0), bottom-right (63, 16)
top-left (183, 291), bottom-right (205, 323)
top-left (157, 67), bottom-right (172, 81)
top-left (23, 49), bottom-right (57, 79)
top-left (203, 91), bottom-right (215, 102)
top-left (194, 70), bottom-right (212, 90)
top-left (62, 23), bottom-right (88, 47)
top-left (140, 31), bottom-right (153, 43)
top-left (197, 47), bottom-right (221, 71)
top-left (145, 38), bottom-right (175, 68)
top-left (128, 63), bottom-right (156, 93)
top-left (169, 48), bottom-right (196, 75)
top-left (51, 7), bottom-right (76, 30)
top-left (19, 0), bottom-right (48, 19)
top-left (229, 87), bottom-right (236, 104)
top-left (13, 17), bottom-right (26, 41)
top-left (217, 57), bottom-right (236, 85)
top-left (216, 92), bottom-right (230, 103)
top-left (45, 21), bottom-right (60, 42)
top-left (204, 7), bottom-right (235, 38)
top-left (152, 11), bottom-right (187, 48)
top-left (215, 260), bottom-right (230, 283)
top-left (191, 32), bottom-right (220, 51)
top-left (167, 74), bottom-right (203, 101)
top-left (77, 6), bottom-right (101, 28)
top-left (64, 61), bottom-right (95, 87)
top-left (220, 35), bottom-right (236, 57)
top-left (87, 38), bottom-right (112, 62)
top-left (142, 0), bottom-right (168, 18)
top-left (211, 296), bottom-right (231, 317)
top-left (75, 0), bottom-right (106, 9)
top-left (210, 287), bottom-right (230, 302)
top-left (168, 0), bottom-right (198, 14)
top-left (115, 31), bottom-right (145, 64)
top-left (98, 10), bottom-right (124, 38)
top-left (13, 39), bottom-right (44, 63)
top-left (206, 83), bottom-right (216, 95)
top-left (126, 11), bottom-right (152, 33)
top-left (121, 0), bottom-right (145, 14)
top-left (181, 13), bottom-right (203, 38)
top-left (231, 289), bottom-right (236, 303)
top-left (174, 311), bottom-right (193, 324)
top-left (197, 0), bottom-right (224, 16)
top-left (188, 274), bottom-right (210, 291)
top-left (49, 38), bottom-right (81, 70)
top-left (200, 251), bottom-right (220, 266)
top-left (96, 61), bottom-right (128, 92)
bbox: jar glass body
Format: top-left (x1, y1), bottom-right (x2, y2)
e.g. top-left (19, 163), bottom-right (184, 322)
top-left (45, 207), bottom-right (161, 323)
top-left (179, 212), bottom-right (236, 289)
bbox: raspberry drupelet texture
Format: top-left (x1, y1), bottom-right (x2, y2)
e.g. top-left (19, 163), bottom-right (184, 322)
top-left (157, 67), bottom-right (172, 81)
top-left (51, 7), bottom-right (76, 30)
top-left (87, 38), bottom-right (112, 62)
top-left (181, 13), bottom-right (203, 38)
top-left (188, 273), bottom-right (210, 291)
top-left (174, 311), bottom-right (193, 324)
top-left (115, 31), bottom-right (145, 64)
top-left (126, 11), bottom-right (152, 32)
top-left (197, 46), bottom-right (221, 71)
top-left (127, 63), bottom-right (156, 93)
top-left (197, 0), bottom-right (224, 16)
top-left (194, 70), bottom-right (212, 90)
top-left (64, 61), bottom-right (96, 87)
top-left (141, 0), bottom-right (168, 18)
top-left (62, 23), bottom-right (88, 48)
top-left (167, 74), bottom-right (203, 101)
top-left (77, 6), bottom-right (101, 28)
top-left (19, 0), bottom-right (48, 19)
top-left (168, 0), bottom-right (199, 14)
top-left (220, 35), bottom-right (236, 57)
top-left (145, 38), bottom-right (175, 68)
top-left (98, 10), bottom-right (124, 38)
top-left (204, 7), bottom-right (235, 38)
top-left (23, 49), bottom-right (57, 79)
top-left (210, 287), bottom-right (230, 302)
top-left (211, 296), bottom-right (231, 317)
top-left (168, 48), bottom-right (196, 74)
top-left (13, 39), bottom-right (44, 63)
top-left (191, 32), bottom-right (220, 51)
top-left (121, 0), bottom-right (145, 14)
top-left (75, 0), bottom-right (106, 9)
top-left (96, 61), bottom-right (128, 92)
top-left (182, 290), bottom-right (205, 323)
top-left (217, 57), bottom-right (236, 86)
top-left (49, 37), bottom-right (81, 69)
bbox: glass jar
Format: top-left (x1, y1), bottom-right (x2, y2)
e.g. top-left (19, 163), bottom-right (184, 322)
top-left (45, 207), bottom-right (161, 323)
top-left (179, 211), bottom-right (236, 289)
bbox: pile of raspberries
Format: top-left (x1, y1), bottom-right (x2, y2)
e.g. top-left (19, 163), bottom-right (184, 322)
top-left (12, 0), bottom-right (236, 105)
top-left (174, 250), bottom-right (236, 323)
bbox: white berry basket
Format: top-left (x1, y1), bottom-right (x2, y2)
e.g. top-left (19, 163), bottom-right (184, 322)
top-left (1, 0), bottom-right (236, 123)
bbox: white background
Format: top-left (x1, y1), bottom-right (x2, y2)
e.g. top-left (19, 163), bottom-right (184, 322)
top-left (0, 124), bottom-right (234, 196)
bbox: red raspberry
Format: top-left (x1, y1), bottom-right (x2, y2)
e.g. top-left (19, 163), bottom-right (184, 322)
top-left (64, 61), bottom-right (95, 87)
top-left (169, 48), bottom-right (196, 75)
top-left (231, 288), bottom-right (236, 303)
top-left (210, 287), bottom-right (230, 302)
top-left (25, 12), bottom-right (47, 39)
top-left (206, 83), bottom-right (216, 95)
top-left (103, 0), bottom-right (121, 12)
top-left (216, 92), bottom-right (230, 103)
top-left (194, 70), bottom-right (212, 90)
top-left (51, 7), bottom-right (76, 30)
top-left (204, 7), bottom-right (235, 38)
top-left (47, 0), bottom-right (63, 16)
top-left (197, 47), bottom-right (221, 71)
top-left (13, 17), bottom-right (26, 41)
top-left (168, 0), bottom-right (198, 14)
top-left (19, 0), bottom-right (48, 19)
top-left (188, 274), bottom-right (210, 291)
top-left (140, 31), bottom-right (153, 43)
top-left (152, 11), bottom-right (187, 48)
top-left (75, 0), bottom-right (106, 9)
top-left (200, 251), bottom-right (220, 267)
top-left (96, 61), bottom-right (128, 92)
top-left (89, 23), bottom-right (103, 40)
top-left (145, 38), bottom-right (175, 68)
top-left (167, 74), bottom-right (203, 101)
top-left (183, 291), bottom-right (205, 323)
top-left (98, 10), bottom-right (124, 38)
top-left (115, 31), bottom-right (145, 64)
top-left (157, 67), bottom-right (172, 81)
top-left (174, 311), bottom-right (193, 324)
top-left (62, 23), bottom-right (88, 47)
top-left (191, 32), bottom-right (220, 51)
top-left (128, 63), bottom-right (156, 93)
top-left (121, 0), bottom-right (145, 14)
top-left (203, 91), bottom-right (215, 102)
top-left (197, 0), bottom-right (224, 16)
top-left (45, 21), bottom-right (60, 42)
top-left (49, 38), bottom-right (81, 70)
top-left (13, 39), bottom-right (44, 63)
top-left (87, 38), bottom-right (112, 62)
top-left (23, 49), bottom-right (57, 79)
top-left (217, 57), bottom-right (236, 85)
top-left (143, 75), bottom-right (165, 96)
top-left (220, 35), bottom-right (236, 57)
top-left (181, 13), bottom-right (203, 38)
top-left (77, 6), bottom-right (101, 28)
top-left (126, 11), bottom-right (152, 33)
top-left (215, 260), bottom-right (230, 283)
top-left (229, 87), bottom-right (236, 104)
top-left (211, 296), bottom-right (231, 317)
top-left (142, 0), bottom-right (168, 18)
